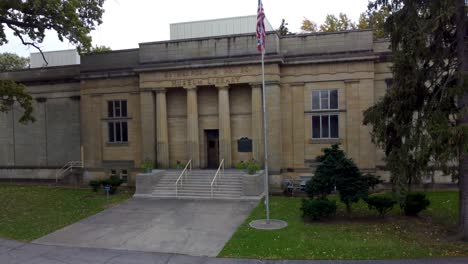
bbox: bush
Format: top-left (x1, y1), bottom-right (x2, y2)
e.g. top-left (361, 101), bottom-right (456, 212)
top-left (235, 160), bottom-right (261, 174)
top-left (89, 180), bottom-right (101, 192)
top-left (366, 194), bottom-right (397, 217)
top-left (141, 159), bottom-right (154, 173)
top-left (402, 192), bottom-right (430, 216)
top-left (101, 176), bottom-right (124, 195)
top-left (301, 198), bottom-right (337, 220)
top-left (363, 173), bottom-right (383, 190)
top-left (235, 161), bottom-right (247, 170)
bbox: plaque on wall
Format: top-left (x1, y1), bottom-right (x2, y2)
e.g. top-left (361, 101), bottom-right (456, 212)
top-left (237, 137), bottom-right (252, 152)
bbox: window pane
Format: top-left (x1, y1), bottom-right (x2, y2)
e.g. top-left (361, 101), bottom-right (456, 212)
top-left (312, 91), bottom-right (320, 110)
top-left (108, 101), bottom-right (114, 118)
top-left (121, 100), bottom-right (127, 117)
top-left (108, 122), bottom-right (115, 142)
top-left (116, 122), bottom-right (122, 142)
top-left (312, 116), bottom-right (321, 138)
top-left (321, 91), bottom-right (329, 109)
top-left (321, 115), bottom-right (329, 138)
top-left (122, 122), bottom-right (128, 142)
top-left (115, 100), bottom-right (121, 117)
top-left (330, 90), bottom-right (338, 109)
top-left (330, 115), bottom-right (339, 138)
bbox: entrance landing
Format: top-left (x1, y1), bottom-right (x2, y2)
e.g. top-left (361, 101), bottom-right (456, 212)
top-left (34, 198), bottom-right (257, 257)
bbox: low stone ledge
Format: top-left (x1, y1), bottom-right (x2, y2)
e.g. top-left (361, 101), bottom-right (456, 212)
top-left (135, 170), bottom-right (165, 196)
top-left (242, 170), bottom-right (265, 197)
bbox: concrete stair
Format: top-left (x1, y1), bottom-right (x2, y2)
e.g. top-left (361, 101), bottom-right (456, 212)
top-left (151, 169), bottom-right (244, 199)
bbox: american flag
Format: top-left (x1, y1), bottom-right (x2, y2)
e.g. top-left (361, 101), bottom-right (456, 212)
top-left (256, 0), bottom-right (266, 52)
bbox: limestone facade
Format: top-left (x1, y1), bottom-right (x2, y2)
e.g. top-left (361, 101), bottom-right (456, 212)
top-left (1, 30), bottom-right (411, 185)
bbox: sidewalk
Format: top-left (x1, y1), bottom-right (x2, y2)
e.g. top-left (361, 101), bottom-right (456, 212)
top-left (1, 238), bottom-right (468, 264)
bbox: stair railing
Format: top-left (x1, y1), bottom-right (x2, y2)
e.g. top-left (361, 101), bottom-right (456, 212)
top-left (175, 160), bottom-right (192, 198)
top-left (210, 159), bottom-right (224, 198)
top-left (55, 161), bottom-right (83, 184)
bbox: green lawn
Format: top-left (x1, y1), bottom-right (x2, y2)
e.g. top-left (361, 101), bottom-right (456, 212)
top-left (219, 191), bottom-right (468, 260)
top-left (0, 184), bottom-right (132, 241)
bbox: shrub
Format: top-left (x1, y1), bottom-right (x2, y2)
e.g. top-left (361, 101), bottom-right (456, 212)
top-left (101, 176), bottom-right (124, 195)
top-left (366, 194), bottom-right (397, 217)
top-left (89, 180), bottom-right (101, 192)
top-left (402, 192), bottom-right (430, 216)
top-left (235, 161), bottom-right (247, 170)
top-left (363, 173), bottom-right (383, 190)
top-left (141, 159), bottom-right (154, 173)
top-left (301, 198), bottom-right (337, 220)
top-left (235, 160), bottom-right (260, 174)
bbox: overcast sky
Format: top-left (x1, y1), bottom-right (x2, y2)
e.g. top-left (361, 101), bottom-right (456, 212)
top-left (1, 0), bottom-right (369, 57)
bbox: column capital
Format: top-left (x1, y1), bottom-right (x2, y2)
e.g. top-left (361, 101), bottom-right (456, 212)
top-left (154, 88), bottom-right (167, 93)
top-left (216, 85), bottom-right (230, 91)
top-left (290, 82), bottom-right (305, 87)
top-left (184, 85), bottom-right (198, 91)
top-left (250, 83), bottom-right (262, 89)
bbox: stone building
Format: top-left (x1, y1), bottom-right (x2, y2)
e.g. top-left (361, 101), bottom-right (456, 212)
top-left (0, 28), bottom-right (401, 186)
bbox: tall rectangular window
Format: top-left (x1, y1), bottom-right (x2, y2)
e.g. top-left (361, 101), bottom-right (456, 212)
top-left (108, 100), bottom-right (128, 143)
top-left (311, 90), bottom-right (338, 110)
top-left (311, 90), bottom-right (339, 139)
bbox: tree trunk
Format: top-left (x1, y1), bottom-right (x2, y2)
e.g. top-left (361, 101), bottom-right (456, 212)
top-left (456, 0), bottom-right (468, 241)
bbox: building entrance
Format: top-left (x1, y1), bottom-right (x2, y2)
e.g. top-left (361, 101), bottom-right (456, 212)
top-left (205, 130), bottom-right (219, 168)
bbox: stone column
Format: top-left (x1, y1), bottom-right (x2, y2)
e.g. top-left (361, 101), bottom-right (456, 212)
top-left (218, 85), bottom-right (232, 168)
top-left (186, 86), bottom-right (200, 168)
top-left (140, 90), bottom-right (156, 163)
top-left (251, 84), bottom-right (264, 166)
top-left (266, 82), bottom-right (282, 174)
top-left (291, 84), bottom-right (305, 168)
top-left (155, 89), bottom-right (169, 168)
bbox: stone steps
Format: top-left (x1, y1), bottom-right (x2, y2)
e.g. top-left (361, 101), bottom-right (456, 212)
top-left (151, 169), bottom-right (244, 199)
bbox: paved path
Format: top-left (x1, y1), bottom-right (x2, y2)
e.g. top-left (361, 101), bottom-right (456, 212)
top-left (1, 238), bottom-right (467, 264)
top-left (34, 198), bottom-right (257, 257)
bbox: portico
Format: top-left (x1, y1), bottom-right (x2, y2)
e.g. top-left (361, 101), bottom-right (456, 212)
top-left (139, 66), bottom-right (272, 169)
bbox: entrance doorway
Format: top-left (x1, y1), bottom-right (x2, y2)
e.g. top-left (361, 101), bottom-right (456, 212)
top-left (205, 130), bottom-right (219, 168)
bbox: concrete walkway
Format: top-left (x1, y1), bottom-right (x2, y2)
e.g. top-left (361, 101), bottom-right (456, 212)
top-left (34, 198), bottom-right (257, 257)
top-left (1, 238), bottom-right (467, 264)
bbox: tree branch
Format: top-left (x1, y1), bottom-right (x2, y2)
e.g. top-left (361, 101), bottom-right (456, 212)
top-left (6, 23), bottom-right (48, 67)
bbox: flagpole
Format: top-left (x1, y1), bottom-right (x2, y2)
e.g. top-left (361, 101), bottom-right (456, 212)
top-left (261, 48), bottom-right (270, 223)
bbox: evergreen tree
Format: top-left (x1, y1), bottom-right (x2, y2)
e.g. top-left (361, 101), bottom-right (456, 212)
top-left (363, 0), bottom-right (468, 239)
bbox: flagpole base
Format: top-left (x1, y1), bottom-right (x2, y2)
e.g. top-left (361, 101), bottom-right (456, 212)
top-left (249, 219), bottom-right (288, 230)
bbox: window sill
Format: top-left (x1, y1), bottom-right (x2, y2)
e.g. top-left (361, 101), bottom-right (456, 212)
top-left (106, 142), bottom-right (129, 147)
top-left (308, 138), bottom-right (341, 144)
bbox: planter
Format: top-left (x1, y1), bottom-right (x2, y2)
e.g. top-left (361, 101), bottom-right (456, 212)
top-left (242, 170), bottom-right (265, 196)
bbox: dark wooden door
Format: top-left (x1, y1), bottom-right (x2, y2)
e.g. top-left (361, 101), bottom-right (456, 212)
top-left (206, 130), bottom-right (219, 168)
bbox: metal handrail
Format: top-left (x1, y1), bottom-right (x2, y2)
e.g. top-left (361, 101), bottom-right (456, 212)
top-left (210, 159), bottom-right (224, 198)
top-left (55, 161), bottom-right (83, 183)
top-left (175, 160), bottom-right (192, 198)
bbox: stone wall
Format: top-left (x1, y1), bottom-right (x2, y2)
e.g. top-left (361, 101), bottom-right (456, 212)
top-left (0, 82), bottom-right (81, 177)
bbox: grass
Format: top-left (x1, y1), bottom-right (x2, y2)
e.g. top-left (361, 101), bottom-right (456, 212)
top-left (219, 191), bottom-right (468, 260)
top-left (0, 184), bottom-right (132, 241)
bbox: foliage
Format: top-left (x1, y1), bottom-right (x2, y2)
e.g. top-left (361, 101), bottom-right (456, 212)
top-left (301, 198), bottom-right (337, 220)
top-left (403, 192), bottom-right (431, 216)
top-left (357, 6), bottom-right (390, 39)
top-left (0, 0), bottom-right (105, 56)
top-left (141, 159), bottom-right (154, 173)
top-left (320, 13), bottom-right (357, 32)
top-left (235, 160), bottom-right (261, 175)
top-left (366, 193), bottom-right (397, 217)
top-left (301, 18), bottom-right (318, 33)
top-left (101, 176), bottom-right (124, 195)
top-left (89, 45), bottom-right (112, 53)
top-left (0, 80), bottom-right (34, 123)
top-left (219, 192), bottom-right (467, 259)
top-left (0, 185), bottom-right (131, 241)
top-left (363, 173), bottom-right (383, 190)
top-left (0, 53), bottom-right (29, 71)
top-left (276, 19), bottom-right (293, 36)
top-left (89, 180), bottom-right (101, 192)
top-left (363, 0), bottom-right (468, 197)
top-left (306, 144), bottom-right (370, 214)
